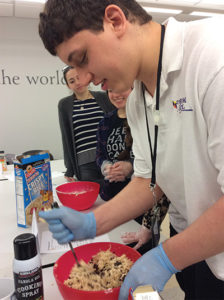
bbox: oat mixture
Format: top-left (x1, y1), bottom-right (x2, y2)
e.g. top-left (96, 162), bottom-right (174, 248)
top-left (64, 249), bottom-right (133, 291)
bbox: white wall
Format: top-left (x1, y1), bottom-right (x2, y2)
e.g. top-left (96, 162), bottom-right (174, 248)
top-left (0, 17), bottom-right (66, 159)
top-left (0, 17), bottom-right (100, 160)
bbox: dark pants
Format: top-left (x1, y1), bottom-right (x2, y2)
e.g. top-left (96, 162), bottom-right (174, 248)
top-left (170, 224), bottom-right (224, 300)
top-left (100, 180), bottom-right (130, 201)
top-left (127, 239), bottom-right (153, 255)
top-left (79, 162), bottom-right (104, 188)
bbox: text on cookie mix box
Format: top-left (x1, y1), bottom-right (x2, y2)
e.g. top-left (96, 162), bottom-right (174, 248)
top-left (14, 152), bottom-right (53, 228)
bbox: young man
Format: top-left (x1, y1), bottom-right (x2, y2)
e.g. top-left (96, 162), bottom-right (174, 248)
top-left (39, 1), bottom-right (224, 299)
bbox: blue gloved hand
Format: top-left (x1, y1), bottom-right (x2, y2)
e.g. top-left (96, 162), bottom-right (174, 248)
top-left (39, 206), bottom-right (96, 244)
top-left (118, 243), bottom-right (179, 300)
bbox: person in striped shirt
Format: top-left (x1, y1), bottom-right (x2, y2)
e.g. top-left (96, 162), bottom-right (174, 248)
top-left (58, 66), bottom-right (114, 186)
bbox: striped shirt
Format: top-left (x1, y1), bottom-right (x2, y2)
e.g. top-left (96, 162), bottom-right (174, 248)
top-left (72, 98), bottom-right (104, 165)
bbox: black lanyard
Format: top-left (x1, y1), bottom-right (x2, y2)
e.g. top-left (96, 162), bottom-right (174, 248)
top-left (142, 24), bottom-right (165, 192)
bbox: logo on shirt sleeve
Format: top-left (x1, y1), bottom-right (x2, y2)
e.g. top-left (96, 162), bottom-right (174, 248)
top-left (172, 97), bottom-right (193, 113)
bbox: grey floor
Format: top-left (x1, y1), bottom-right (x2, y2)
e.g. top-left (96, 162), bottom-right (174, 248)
top-left (160, 286), bottom-right (185, 300)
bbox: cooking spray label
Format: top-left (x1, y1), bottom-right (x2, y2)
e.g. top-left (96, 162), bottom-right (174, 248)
top-left (14, 266), bottom-right (44, 299)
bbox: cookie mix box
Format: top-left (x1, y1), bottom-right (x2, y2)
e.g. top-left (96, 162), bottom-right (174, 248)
top-left (14, 151), bottom-right (53, 227)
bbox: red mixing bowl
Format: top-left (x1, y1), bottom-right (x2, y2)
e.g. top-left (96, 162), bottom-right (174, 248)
top-left (53, 242), bottom-right (141, 300)
top-left (56, 181), bottom-right (100, 210)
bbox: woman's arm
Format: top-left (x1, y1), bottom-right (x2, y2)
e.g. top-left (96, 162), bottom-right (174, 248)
top-left (58, 98), bottom-right (75, 177)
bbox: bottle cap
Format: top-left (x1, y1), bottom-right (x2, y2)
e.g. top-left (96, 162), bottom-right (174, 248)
top-left (13, 233), bottom-right (37, 260)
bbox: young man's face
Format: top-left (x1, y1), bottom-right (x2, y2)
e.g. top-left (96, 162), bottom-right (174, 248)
top-left (56, 20), bottom-right (137, 93)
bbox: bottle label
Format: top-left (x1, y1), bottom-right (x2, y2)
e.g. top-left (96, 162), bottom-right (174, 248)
top-left (0, 156), bottom-right (7, 172)
top-left (0, 158), bottom-right (7, 172)
top-left (14, 266), bottom-right (44, 299)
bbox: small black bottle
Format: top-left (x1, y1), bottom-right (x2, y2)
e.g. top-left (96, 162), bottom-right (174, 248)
top-left (13, 233), bottom-right (44, 299)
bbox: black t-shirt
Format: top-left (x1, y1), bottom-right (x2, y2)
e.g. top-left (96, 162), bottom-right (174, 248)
top-left (106, 113), bottom-right (126, 162)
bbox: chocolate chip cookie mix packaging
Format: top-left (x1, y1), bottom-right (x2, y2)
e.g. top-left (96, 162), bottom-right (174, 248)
top-left (14, 151), bottom-right (53, 228)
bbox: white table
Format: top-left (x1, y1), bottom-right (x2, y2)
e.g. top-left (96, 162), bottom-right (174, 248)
top-left (0, 159), bottom-right (141, 298)
top-left (0, 160), bottom-right (178, 300)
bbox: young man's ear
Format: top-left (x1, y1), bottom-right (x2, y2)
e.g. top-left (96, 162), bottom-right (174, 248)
top-left (104, 5), bottom-right (127, 38)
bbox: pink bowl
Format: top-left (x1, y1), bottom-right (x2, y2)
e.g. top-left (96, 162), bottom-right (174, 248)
top-left (53, 242), bottom-right (141, 300)
top-left (56, 181), bottom-right (100, 211)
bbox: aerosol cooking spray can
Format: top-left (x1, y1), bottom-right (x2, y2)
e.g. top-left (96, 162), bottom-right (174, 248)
top-left (13, 233), bottom-right (44, 299)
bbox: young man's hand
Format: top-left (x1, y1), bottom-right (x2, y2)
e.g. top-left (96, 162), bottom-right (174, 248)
top-left (118, 243), bottom-right (179, 300)
top-left (39, 207), bottom-right (96, 244)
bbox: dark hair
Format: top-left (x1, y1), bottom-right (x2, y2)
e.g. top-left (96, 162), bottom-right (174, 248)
top-left (117, 119), bottom-right (133, 161)
top-left (62, 65), bottom-right (73, 85)
top-left (39, 0), bottom-right (152, 56)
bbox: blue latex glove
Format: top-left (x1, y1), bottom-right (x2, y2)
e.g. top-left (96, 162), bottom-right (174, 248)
top-left (118, 243), bottom-right (179, 300)
top-left (39, 206), bottom-right (96, 244)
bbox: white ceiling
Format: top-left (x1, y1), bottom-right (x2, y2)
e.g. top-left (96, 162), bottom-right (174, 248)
top-left (0, 0), bottom-right (223, 21)
top-left (138, 0), bottom-right (224, 23)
